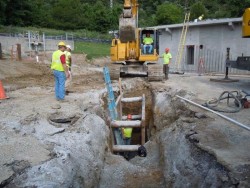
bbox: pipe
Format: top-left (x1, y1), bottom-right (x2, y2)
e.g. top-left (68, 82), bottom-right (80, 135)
top-left (113, 145), bottom-right (140, 152)
top-left (111, 120), bottom-right (141, 128)
top-left (121, 96), bottom-right (143, 103)
top-left (122, 114), bottom-right (141, 120)
top-left (176, 95), bottom-right (250, 131)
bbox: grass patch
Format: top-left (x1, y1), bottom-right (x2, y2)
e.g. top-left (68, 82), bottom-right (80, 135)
top-left (74, 41), bottom-right (110, 59)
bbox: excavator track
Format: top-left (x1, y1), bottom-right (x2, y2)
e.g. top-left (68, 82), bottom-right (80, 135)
top-left (147, 64), bottom-right (164, 81)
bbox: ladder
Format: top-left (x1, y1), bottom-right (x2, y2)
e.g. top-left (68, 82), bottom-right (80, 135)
top-left (103, 66), bottom-right (124, 145)
top-left (103, 66), bottom-right (146, 152)
top-left (174, 12), bottom-right (190, 72)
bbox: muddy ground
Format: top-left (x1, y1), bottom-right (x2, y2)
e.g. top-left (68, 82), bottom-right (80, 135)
top-left (0, 54), bottom-right (250, 187)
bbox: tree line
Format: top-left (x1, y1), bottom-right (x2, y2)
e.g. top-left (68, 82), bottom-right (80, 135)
top-left (0, 0), bottom-right (249, 34)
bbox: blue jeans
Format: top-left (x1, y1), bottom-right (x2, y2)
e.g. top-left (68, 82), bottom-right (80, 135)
top-left (124, 138), bottom-right (131, 145)
top-left (143, 44), bottom-right (153, 54)
top-left (53, 70), bottom-right (66, 100)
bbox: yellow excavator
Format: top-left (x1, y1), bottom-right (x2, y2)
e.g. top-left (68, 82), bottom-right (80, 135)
top-left (109, 0), bottom-right (163, 81)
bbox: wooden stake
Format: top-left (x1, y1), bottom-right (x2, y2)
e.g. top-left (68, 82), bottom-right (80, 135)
top-left (16, 44), bottom-right (22, 61)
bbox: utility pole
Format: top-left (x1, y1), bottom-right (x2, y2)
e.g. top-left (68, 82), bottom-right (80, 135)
top-left (110, 0), bottom-right (113, 8)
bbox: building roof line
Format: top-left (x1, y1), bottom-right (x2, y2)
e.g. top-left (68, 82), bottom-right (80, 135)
top-left (152, 17), bottom-right (242, 30)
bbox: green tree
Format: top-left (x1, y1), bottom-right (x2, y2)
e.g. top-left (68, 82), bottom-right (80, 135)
top-left (155, 3), bottom-right (183, 25)
top-left (5, 0), bottom-right (33, 26)
top-left (50, 0), bottom-right (86, 30)
top-left (31, 0), bottom-right (53, 28)
top-left (89, 1), bottom-right (112, 33)
top-left (0, 1), bottom-right (7, 24)
top-left (190, 2), bottom-right (207, 20)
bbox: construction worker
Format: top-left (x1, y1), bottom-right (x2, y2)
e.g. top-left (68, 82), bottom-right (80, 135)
top-left (198, 14), bottom-right (204, 21)
top-left (122, 114), bottom-right (133, 159)
top-left (161, 48), bottom-right (172, 80)
top-left (143, 33), bottom-right (154, 54)
top-left (51, 41), bottom-right (70, 101)
top-left (65, 45), bottom-right (72, 95)
top-left (122, 114), bottom-right (133, 145)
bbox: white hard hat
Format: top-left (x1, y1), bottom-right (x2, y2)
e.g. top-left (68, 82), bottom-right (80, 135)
top-left (66, 45), bottom-right (71, 49)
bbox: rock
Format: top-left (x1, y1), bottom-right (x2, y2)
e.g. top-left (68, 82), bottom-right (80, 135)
top-left (181, 117), bottom-right (195, 123)
top-left (51, 104), bottom-right (61, 109)
top-left (49, 128), bottom-right (65, 136)
top-left (195, 112), bottom-right (207, 119)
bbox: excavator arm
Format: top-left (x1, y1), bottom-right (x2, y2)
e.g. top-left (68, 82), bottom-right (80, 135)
top-left (119, 0), bottom-right (138, 42)
top-left (242, 8), bottom-right (250, 38)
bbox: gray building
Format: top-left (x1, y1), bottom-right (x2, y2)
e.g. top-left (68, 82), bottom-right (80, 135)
top-left (155, 17), bottom-right (250, 74)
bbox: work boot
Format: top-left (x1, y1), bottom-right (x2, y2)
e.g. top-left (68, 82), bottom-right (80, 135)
top-left (57, 99), bottom-right (69, 103)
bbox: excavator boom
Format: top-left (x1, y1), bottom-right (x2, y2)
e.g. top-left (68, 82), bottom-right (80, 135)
top-left (119, 0), bottom-right (138, 43)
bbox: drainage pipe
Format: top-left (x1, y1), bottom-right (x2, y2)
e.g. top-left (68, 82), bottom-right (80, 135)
top-left (176, 95), bottom-right (250, 131)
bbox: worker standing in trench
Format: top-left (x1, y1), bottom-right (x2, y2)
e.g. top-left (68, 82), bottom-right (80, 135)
top-left (51, 42), bottom-right (70, 101)
top-left (122, 114), bottom-right (133, 159)
top-left (65, 45), bottom-right (72, 95)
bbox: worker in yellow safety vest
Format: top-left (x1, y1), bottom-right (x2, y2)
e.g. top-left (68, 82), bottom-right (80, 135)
top-left (51, 41), bottom-right (70, 101)
top-left (122, 114), bottom-right (133, 145)
top-left (65, 45), bottom-right (72, 95)
top-left (122, 114), bottom-right (133, 159)
top-left (143, 33), bottom-right (154, 54)
top-left (161, 48), bottom-right (172, 80)
top-left (198, 14), bottom-right (204, 21)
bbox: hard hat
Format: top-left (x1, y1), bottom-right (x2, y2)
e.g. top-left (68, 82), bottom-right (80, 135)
top-left (58, 41), bottom-right (66, 46)
top-left (66, 45), bottom-right (71, 50)
top-left (127, 114), bottom-right (132, 120)
top-left (165, 48), bottom-right (170, 52)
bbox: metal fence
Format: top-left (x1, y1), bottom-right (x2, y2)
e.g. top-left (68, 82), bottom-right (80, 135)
top-left (176, 45), bottom-right (249, 75)
top-left (0, 32), bottom-right (111, 44)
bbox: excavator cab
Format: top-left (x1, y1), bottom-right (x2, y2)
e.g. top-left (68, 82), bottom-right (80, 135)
top-left (139, 29), bottom-right (159, 62)
top-left (140, 30), bottom-right (155, 55)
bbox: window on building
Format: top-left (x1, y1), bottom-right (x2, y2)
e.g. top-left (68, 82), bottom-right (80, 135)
top-left (187, 45), bottom-right (194, 65)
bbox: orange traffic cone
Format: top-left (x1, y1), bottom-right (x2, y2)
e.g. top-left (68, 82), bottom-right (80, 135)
top-left (0, 80), bottom-right (9, 100)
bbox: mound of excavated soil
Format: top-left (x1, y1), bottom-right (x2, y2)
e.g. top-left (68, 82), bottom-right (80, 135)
top-left (0, 55), bottom-right (250, 187)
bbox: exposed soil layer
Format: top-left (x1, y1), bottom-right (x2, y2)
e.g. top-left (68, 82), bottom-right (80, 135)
top-left (0, 56), bottom-right (250, 187)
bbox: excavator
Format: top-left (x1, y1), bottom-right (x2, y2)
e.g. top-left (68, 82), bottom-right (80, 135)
top-left (109, 0), bottom-right (163, 81)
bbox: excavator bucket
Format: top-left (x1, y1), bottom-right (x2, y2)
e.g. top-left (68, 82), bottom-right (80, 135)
top-left (119, 17), bottom-right (136, 43)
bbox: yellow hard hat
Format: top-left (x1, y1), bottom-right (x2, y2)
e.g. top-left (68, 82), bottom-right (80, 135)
top-left (58, 41), bottom-right (66, 46)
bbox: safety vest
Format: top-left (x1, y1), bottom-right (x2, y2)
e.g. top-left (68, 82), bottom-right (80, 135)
top-left (123, 128), bottom-right (132, 138)
top-left (143, 37), bottom-right (153, 45)
top-left (65, 51), bottom-right (71, 67)
top-left (51, 50), bottom-right (65, 71)
top-left (162, 52), bottom-right (172, 64)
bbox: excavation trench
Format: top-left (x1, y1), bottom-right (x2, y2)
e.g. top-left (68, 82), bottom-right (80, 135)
top-left (99, 78), bottom-right (248, 187)
top-left (3, 78), bottom-right (249, 187)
